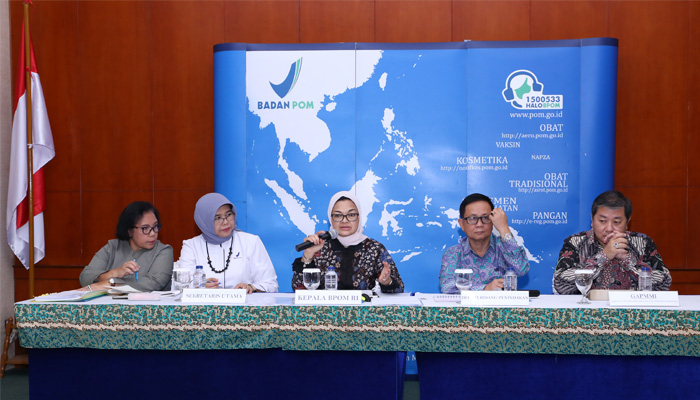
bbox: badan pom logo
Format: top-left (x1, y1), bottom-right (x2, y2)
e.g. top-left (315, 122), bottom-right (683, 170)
top-left (270, 57), bottom-right (302, 99)
top-left (502, 70), bottom-right (563, 110)
top-left (258, 57), bottom-right (313, 110)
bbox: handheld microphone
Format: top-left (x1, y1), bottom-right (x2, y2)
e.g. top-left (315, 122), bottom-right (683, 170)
top-left (295, 229), bottom-right (338, 252)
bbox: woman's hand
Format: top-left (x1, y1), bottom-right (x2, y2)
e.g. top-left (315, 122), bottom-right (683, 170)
top-left (301, 231), bottom-right (327, 261)
top-left (378, 261), bottom-right (393, 285)
top-left (235, 283), bottom-right (255, 293)
top-left (115, 260), bottom-right (140, 278)
top-left (96, 261), bottom-right (138, 283)
top-left (205, 278), bottom-right (220, 288)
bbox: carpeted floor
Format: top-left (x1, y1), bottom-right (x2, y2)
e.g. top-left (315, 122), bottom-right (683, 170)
top-left (0, 368), bottom-right (29, 400)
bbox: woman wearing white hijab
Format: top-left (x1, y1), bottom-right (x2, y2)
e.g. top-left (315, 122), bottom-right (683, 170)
top-left (292, 191), bottom-right (404, 293)
top-left (179, 193), bottom-right (278, 293)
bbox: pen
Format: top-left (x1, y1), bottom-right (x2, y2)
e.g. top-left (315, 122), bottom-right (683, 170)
top-left (133, 258), bottom-right (139, 282)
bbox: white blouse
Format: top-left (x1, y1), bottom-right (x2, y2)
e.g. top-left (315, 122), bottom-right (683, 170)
top-left (178, 231), bottom-right (278, 292)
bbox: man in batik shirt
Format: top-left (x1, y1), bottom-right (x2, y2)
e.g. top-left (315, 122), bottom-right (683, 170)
top-left (552, 190), bottom-right (671, 294)
top-left (440, 193), bottom-right (530, 292)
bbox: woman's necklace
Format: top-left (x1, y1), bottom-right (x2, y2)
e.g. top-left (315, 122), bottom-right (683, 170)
top-left (205, 236), bottom-right (234, 273)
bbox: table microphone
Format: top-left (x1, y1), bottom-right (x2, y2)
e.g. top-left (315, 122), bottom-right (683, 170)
top-left (295, 229), bottom-right (338, 251)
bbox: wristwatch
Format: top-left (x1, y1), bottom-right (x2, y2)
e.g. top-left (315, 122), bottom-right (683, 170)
top-left (503, 233), bottom-right (514, 241)
top-left (109, 278), bottom-right (116, 286)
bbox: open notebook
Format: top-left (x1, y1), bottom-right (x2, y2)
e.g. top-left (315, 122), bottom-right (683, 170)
top-left (33, 290), bottom-right (108, 302)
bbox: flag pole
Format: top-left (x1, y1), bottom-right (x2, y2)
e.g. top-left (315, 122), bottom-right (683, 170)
top-left (23, 0), bottom-right (35, 299)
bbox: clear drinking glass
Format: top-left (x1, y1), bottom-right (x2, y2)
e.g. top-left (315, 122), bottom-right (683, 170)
top-left (455, 268), bottom-right (473, 291)
top-left (574, 269), bottom-right (594, 304)
top-left (172, 269), bottom-right (192, 293)
top-left (303, 268), bottom-right (321, 290)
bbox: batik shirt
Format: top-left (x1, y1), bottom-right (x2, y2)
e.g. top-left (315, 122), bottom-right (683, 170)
top-left (552, 230), bottom-right (672, 294)
top-left (440, 234), bottom-right (530, 292)
top-left (292, 238), bottom-right (404, 293)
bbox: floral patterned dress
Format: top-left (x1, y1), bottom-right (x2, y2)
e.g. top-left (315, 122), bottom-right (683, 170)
top-left (292, 238), bottom-right (404, 293)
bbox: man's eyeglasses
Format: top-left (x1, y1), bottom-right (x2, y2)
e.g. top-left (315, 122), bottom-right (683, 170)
top-left (214, 211), bottom-right (235, 224)
top-left (134, 224), bottom-right (162, 235)
top-left (331, 213), bottom-right (359, 222)
top-left (462, 216), bottom-right (492, 225)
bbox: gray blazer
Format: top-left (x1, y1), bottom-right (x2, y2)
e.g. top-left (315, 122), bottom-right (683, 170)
top-left (79, 239), bottom-right (174, 291)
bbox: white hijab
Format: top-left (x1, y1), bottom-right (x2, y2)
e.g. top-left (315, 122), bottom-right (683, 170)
top-left (328, 191), bottom-right (368, 247)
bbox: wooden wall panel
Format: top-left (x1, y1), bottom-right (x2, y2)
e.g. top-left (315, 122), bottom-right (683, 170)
top-left (21, 1), bottom-right (81, 194)
top-left (80, 191), bottom-right (155, 266)
top-left (610, 1), bottom-right (688, 187)
top-left (670, 269), bottom-right (700, 295)
top-left (688, 3), bottom-right (699, 275)
top-left (42, 192), bottom-right (82, 266)
top-left (151, 1), bottom-right (222, 191)
top-left (14, 267), bottom-right (83, 302)
top-left (689, 2), bottom-right (700, 187)
top-left (375, 1), bottom-right (452, 43)
top-left (6, 0), bottom-right (699, 294)
top-left (689, 187), bottom-right (700, 270)
top-left (9, 1), bottom-right (24, 75)
top-left (154, 190), bottom-right (206, 261)
top-left (452, 1), bottom-right (530, 41)
top-left (78, 1), bottom-right (153, 192)
top-left (530, 1), bottom-right (608, 40)
top-left (15, 2), bottom-right (83, 265)
top-left (225, 1), bottom-right (301, 43)
top-left (10, 1), bottom-right (80, 198)
top-left (300, 0), bottom-right (375, 43)
top-left (620, 186), bottom-right (687, 269)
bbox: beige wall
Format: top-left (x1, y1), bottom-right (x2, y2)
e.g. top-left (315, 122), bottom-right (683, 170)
top-left (0, 0), bottom-right (17, 358)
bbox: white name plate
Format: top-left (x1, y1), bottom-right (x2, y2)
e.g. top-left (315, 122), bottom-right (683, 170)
top-left (181, 288), bottom-right (246, 304)
top-left (461, 291), bottom-right (530, 306)
top-left (608, 291), bottom-right (679, 307)
top-left (295, 290), bottom-right (362, 305)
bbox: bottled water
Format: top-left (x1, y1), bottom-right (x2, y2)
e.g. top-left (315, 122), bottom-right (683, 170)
top-left (193, 265), bottom-right (206, 289)
top-left (638, 266), bottom-right (652, 291)
top-left (325, 266), bottom-right (338, 290)
top-left (504, 267), bottom-right (517, 291)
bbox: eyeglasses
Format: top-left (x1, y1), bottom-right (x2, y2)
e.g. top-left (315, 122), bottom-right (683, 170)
top-left (331, 213), bottom-right (359, 222)
top-left (134, 224), bottom-right (161, 235)
top-left (214, 211), bottom-right (235, 224)
top-left (462, 216), bottom-right (492, 225)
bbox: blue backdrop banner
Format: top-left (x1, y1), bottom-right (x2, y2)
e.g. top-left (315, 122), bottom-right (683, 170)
top-left (213, 39), bottom-right (618, 295)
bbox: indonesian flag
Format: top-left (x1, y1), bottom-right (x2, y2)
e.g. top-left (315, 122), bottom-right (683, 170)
top-left (6, 22), bottom-right (55, 269)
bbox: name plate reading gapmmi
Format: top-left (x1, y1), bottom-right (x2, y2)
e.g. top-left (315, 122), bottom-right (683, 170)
top-left (608, 291), bottom-right (679, 307)
top-left (295, 290), bottom-right (362, 305)
top-left (181, 289), bottom-right (246, 304)
top-left (461, 291), bottom-right (529, 306)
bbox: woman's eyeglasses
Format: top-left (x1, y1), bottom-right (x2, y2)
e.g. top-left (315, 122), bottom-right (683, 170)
top-left (214, 211), bottom-right (235, 224)
top-left (331, 213), bottom-right (359, 222)
top-left (134, 224), bottom-right (162, 235)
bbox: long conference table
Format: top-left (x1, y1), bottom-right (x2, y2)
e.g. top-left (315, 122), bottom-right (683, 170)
top-left (15, 293), bottom-right (700, 400)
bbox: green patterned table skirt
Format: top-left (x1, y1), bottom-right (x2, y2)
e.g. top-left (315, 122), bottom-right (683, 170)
top-left (15, 302), bottom-right (700, 356)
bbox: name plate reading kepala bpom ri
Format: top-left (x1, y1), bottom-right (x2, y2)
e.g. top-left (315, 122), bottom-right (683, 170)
top-left (181, 288), bottom-right (247, 304)
top-left (461, 291), bottom-right (530, 306)
top-left (608, 291), bottom-right (679, 307)
top-left (295, 290), bottom-right (362, 305)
